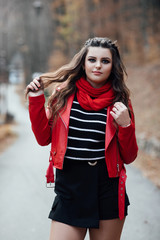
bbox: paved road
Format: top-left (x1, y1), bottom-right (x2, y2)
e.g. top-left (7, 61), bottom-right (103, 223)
top-left (0, 85), bottom-right (160, 240)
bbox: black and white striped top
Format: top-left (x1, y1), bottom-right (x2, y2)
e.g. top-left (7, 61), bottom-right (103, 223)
top-left (64, 95), bottom-right (107, 161)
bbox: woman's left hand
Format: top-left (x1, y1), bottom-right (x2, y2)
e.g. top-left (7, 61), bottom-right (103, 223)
top-left (110, 102), bottom-right (131, 127)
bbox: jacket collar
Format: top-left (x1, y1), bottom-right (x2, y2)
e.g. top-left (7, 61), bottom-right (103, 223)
top-left (105, 106), bottom-right (117, 149)
top-left (59, 93), bottom-right (75, 129)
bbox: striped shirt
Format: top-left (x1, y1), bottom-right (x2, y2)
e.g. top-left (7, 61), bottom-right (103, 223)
top-left (64, 95), bottom-right (107, 161)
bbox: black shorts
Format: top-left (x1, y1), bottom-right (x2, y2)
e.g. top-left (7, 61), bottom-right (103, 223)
top-left (48, 158), bottom-right (130, 228)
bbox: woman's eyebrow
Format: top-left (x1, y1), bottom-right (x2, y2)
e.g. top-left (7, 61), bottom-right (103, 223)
top-left (88, 56), bottom-right (111, 60)
top-left (102, 57), bottom-right (112, 60)
top-left (87, 56), bottom-right (96, 58)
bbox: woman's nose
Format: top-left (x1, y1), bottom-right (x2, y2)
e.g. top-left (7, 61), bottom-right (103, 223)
top-left (95, 61), bottom-right (101, 69)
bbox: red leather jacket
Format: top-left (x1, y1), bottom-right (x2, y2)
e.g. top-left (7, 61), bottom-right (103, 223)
top-left (29, 93), bottom-right (138, 219)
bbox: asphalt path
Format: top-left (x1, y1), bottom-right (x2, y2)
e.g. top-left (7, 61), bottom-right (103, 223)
top-left (0, 84), bottom-right (160, 240)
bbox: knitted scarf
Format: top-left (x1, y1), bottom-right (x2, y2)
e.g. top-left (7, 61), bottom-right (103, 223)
top-left (76, 76), bottom-right (115, 111)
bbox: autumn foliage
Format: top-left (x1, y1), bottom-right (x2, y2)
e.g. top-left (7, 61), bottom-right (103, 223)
top-left (48, 0), bottom-right (160, 70)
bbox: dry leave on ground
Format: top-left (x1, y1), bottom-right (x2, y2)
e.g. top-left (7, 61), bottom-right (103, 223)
top-left (0, 124), bottom-right (18, 154)
top-left (133, 150), bottom-right (160, 188)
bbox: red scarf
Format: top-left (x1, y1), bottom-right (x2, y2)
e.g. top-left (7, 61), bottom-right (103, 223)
top-left (76, 76), bottom-right (115, 111)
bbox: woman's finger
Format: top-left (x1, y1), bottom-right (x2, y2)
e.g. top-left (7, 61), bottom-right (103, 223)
top-left (30, 81), bottom-right (40, 90)
top-left (26, 83), bottom-right (34, 91)
top-left (114, 102), bottom-right (125, 111)
top-left (110, 111), bottom-right (117, 120)
top-left (27, 82), bottom-right (39, 91)
top-left (33, 78), bottom-right (41, 88)
top-left (112, 107), bottom-right (118, 113)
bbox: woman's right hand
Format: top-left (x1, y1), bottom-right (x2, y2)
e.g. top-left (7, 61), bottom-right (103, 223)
top-left (26, 77), bottom-right (44, 96)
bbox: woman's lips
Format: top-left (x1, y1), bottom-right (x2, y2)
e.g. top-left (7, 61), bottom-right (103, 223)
top-left (92, 71), bottom-right (102, 75)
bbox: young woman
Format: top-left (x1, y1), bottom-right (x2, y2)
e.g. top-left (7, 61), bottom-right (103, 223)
top-left (26, 37), bottom-right (138, 240)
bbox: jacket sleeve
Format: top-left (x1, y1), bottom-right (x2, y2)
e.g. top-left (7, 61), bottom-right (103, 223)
top-left (28, 94), bottom-right (52, 146)
top-left (117, 101), bottom-right (138, 164)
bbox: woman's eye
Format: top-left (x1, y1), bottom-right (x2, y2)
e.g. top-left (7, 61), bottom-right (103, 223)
top-left (88, 58), bottom-right (96, 63)
top-left (102, 59), bottom-right (110, 64)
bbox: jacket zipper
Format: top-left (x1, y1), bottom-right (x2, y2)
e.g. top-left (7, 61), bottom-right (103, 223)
top-left (117, 163), bottom-right (120, 174)
top-left (116, 137), bottom-right (120, 177)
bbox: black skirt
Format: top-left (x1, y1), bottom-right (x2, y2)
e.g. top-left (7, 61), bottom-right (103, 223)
top-left (48, 158), bottom-right (130, 228)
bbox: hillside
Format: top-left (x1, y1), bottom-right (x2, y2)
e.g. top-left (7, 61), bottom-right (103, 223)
top-left (127, 61), bottom-right (160, 140)
top-left (126, 60), bottom-right (160, 187)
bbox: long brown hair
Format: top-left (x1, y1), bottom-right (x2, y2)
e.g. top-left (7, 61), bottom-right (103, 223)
top-left (26, 37), bottom-right (130, 120)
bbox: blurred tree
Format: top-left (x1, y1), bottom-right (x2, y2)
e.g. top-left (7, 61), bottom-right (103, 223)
top-left (49, 0), bottom-right (90, 70)
top-left (0, 0), bottom-right (54, 84)
top-left (49, 0), bottom-right (160, 66)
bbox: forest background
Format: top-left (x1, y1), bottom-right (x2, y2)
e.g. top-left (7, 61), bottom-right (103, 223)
top-left (0, 0), bottom-right (160, 186)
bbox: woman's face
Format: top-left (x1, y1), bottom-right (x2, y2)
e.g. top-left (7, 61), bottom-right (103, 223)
top-left (84, 47), bottom-right (112, 88)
